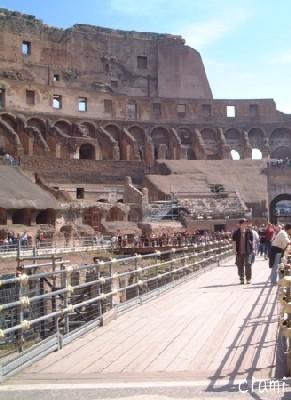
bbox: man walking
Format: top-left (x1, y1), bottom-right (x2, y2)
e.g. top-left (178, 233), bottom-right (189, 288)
top-left (232, 219), bottom-right (254, 284)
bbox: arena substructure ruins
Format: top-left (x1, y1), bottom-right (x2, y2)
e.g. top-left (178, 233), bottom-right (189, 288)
top-left (0, 8), bottom-right (291, 238)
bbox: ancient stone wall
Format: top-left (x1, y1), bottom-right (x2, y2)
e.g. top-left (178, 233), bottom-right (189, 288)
top-left (0, 8), bottom-right (212, 99)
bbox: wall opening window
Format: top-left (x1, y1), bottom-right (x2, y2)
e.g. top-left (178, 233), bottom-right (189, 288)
top-left (53, 74), bottom-right (60, 82)
top-left (226, 105), bottom-right (236, 118)
top-left (127, 103), bottom-right (137, 120)
top-left (202, 104), bottom-right (211, 119)
top-left (153, 103), bottom-right (161, 118)
top-left (53, 95), bottom-right (62, 109)
top-left (252, 148), bottom-right (262, 160)
top-left (137, 56), bottom-right (148, 69)
top-left (249, 104), bottom-right (259, 118)
top-left (230, 149), bottom-right (240, 160)
top-left (76, 188), bottom-right (85, 199)
top-left (104, 63), bottom-right (110, 73)
top-left (0, 89), bottom-right (5, 110)
top-left (22, 41), bottom-right (31, 56)
top-left (104, 99), bottom-right (113, 114)
top-left (111, 80), bottom-right (118, 88)
top-left (78, 97), bottom-right (87, 112)
top-left (26, 90), bottom-right (35, 105)
top-left (177, 103), bottom-right (186, 117)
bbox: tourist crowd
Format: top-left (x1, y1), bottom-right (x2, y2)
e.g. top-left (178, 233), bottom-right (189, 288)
top-left (0, 231), bottom-right (30, 250)
top-left (111, 230), bottom-right (231, 249)
top-left (267, 158), bottom-right (291, 168)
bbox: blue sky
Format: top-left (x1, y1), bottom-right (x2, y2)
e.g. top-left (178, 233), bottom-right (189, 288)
top-left (2, 0), bottom-right (291, 113)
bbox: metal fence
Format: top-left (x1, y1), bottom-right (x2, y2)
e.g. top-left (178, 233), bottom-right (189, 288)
top-left (278, 248), bottom-right (291, 375)
top-left (0, 236), bottom-right (112, 258)
top-left (0, 239), bottom-right (233, 377)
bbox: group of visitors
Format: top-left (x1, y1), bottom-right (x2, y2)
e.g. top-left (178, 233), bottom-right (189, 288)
top-left (0, 231), bottom-right (29, 250)
top-left (267, 158), bottom-right (291, 168)
top-left (112, 230), bottom-right (231, 249)
top-left (232, 219), bottom-right (291, 285)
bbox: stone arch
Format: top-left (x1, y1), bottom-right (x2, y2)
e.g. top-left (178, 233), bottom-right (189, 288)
top-left (103, 123), bottom-right (124, 158)
top-left (80, 121), bottom-right (97, 138)
top-left (79, 143), bottom-right (96, 160)
top-left (248, 127), bottom-right (266, 156)
top-left (82, 207), bottom-right (105, 230)
top-left (107, 206), bottom-right (126, 221)
top-left (0, 113), bottom-right (17, 131)
top-left (0, 119), bottom-right (20, 157)
top-left (200, 128), bottom-right (220, 159)
top-left (0, 208), bottom-right (7, 225)
top-left (11, 209), bottom-right (32, 225)
top-left (269, 193), bottom-right (291, 224)
top-left (103, 123), bottom-right (120, 142)
top-left (269, 128), bottom-right (291, 158)
top-left (55, 119), bottom-right (72, 136)
top-left (26, 117), bottom-right (47, 136)
top-left (271, 146), bottom-right (291, 159)
top-left (224, 128), bottom-right (243, 158)
top-left (36, 209), bottom-right (56, 225)
top-left (177, 128), bottom-right (196, 160)
top-left (150, 126), bottom-right (170, 160)
top-left (128, 125), bottom-right (147, 160)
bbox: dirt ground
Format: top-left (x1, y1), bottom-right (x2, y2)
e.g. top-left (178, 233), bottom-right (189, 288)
top-left (0, 249), bottom-right (114, 275)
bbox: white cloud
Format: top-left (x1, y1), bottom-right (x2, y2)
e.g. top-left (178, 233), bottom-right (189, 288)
top-left (177, 7), bottom-right (250, 50)
top-left (268, 49), bottom-right (291, 65)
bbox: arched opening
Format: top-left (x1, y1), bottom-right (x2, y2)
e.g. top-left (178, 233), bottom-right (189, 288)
top-left (104, 124), bottom-right (122, 159)
top-left (128, 126), bottom-right (147, 161)
top-left (27, 118), bottom-right (46, 136)
top-left (178, 128), bottom-right (196, 160)
top-left (270, 128), bottom-right (291, 159)
top-left (151, 127), bottom-right (169, 160)
top-left (12, 209), bottom-right (32, 225)
top-left (248, 128), bottom-right (265, 155)
top-left (0, 208), bottom-right (7, 225)
top-left (82, 207), bottom-right (104, 230)
top-left (0, 124), bottom-right (18, 157)
top-left (225, 129), bottom-right (243, 158)
top-left (0, 113), bottom-right (17, 131)
top-left (270, 194), bottom-right (291, 224)
top-left (252, 148), bottom-right (262, 160)
top-left (36, 209), bottom-right (56, 225)
top-left (97, 199), bottom-right (107, 203)
top-left (79, 143), bottom-right (95, 160)
top-left (231, 149), bottom-right (240, 160)
top-left (271, 146), bottom-right (291, 159)
top-left (200, 128), bottom-right (220, 159)
top-left (107, 207), bottom-right (125, 221)
top-left (55, 120), bottom-right (72, 135)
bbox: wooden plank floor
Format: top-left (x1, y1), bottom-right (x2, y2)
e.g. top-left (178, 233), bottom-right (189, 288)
top-left (8, 256), bottom-right (283, 385)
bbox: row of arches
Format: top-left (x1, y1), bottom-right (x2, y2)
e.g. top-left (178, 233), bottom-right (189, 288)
top-left (0, 208), bottom-right (56, 226)
top-left (1, 113), bottom-right (291, 162)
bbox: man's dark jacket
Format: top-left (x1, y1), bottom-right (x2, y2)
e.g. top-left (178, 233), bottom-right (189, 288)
top-left (232, 228), bottom-right (253, 255)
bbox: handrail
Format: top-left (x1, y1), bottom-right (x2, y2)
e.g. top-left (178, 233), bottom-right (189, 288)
top-left (0, 239), bottom-right (233, 374)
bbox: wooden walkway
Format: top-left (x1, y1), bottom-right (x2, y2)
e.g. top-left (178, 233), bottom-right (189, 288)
top-left (7, 256), bottom-right (284, 387)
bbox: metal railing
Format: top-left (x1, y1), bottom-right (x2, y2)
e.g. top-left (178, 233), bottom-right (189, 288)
top-left (0, 236), bottom-right (112, 258)
top-left (278, 247), bottom-right (291, 375)
top-left (0, 239), bottom-right (233, 377)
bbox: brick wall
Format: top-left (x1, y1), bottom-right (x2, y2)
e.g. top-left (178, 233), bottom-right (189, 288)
top-left (21, 156), bottom-right (145, 185)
